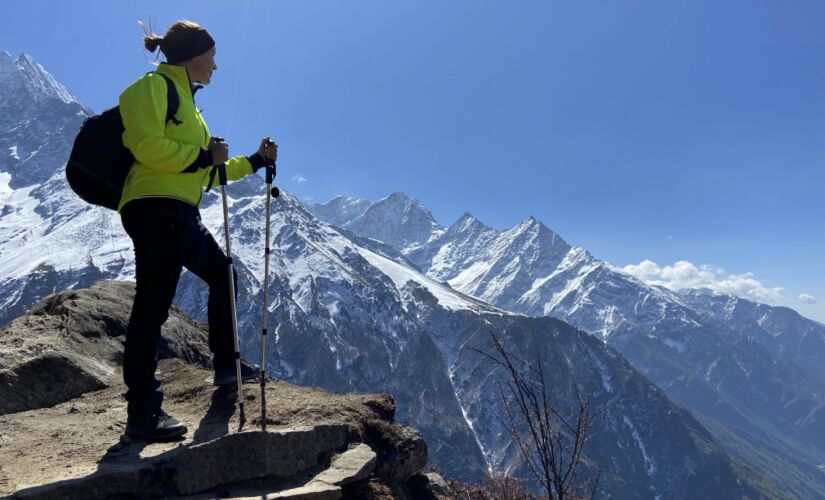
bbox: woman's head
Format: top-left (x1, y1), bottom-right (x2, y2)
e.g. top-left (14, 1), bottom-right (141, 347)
top-left (142, 20), bottom-right (217, 85)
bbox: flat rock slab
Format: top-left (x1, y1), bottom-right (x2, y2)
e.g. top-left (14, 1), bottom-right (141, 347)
top-left (314, 443), bottom-right (377, 486)
top-left (13, 425), bottom-right (349, 499)
top-left (174, 425), bottom-right (348, 495)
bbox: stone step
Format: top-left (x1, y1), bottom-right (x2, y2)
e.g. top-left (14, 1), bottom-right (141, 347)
top-left (219, 443), bottom-right (377, 500)
top-left (314, 443), bottom-right (377, 486)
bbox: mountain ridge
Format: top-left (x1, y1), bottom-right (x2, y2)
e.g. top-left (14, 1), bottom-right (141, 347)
top-left (309, 191), bottom-right (825, 498)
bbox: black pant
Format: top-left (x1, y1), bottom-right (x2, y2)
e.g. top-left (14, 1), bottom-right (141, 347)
top-left (121, 197), bottom-right (237, 421)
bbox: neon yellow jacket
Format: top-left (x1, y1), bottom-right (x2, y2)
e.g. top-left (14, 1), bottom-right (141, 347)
top-left (117, 63), bottom-right (252, 211)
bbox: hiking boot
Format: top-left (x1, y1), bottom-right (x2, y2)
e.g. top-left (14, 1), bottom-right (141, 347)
top-left (124, 409), bottom-right (188, 442)
top-left (213, 362), bottom-right (260, 386)
top-left (212, 361), bottom-right (261, 386)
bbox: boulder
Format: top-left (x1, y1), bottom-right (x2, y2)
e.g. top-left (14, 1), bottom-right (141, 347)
top-left (365, 420), bottom-right (428, 483)
top-left (407, 472), bottom-right (450, 499)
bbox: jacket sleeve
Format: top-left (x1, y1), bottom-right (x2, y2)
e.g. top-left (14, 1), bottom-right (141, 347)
top-left (200, 155), bottom-right (253, 189)
top-left (120, 75), bottom-right (201, 172)
top-left (226, 155), bottom-right (253, 180)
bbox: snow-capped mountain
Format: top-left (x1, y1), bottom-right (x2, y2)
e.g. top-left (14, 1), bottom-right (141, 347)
top-left (311, 192), bottom-right (444, 251)
top-left (308, 195), bottom-right (373, 228)
top-left (0, 51), bottom-right (777, 497)
top-left (0, 51), bottom-right (101, 323)
top-left (680, 288), bottom-right (825, 383)
top-left (0, 51), bottom-right (88, 190)
top-left (310, 192), bottom-right (825, 498)
top-left (202, 185), bottom-right (765, 496)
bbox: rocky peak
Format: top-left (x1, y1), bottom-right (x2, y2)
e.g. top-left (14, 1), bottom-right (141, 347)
top-left (511, 215), bottom-right (568, 249)
top-left (385, 190), bottom-right (410, 202)
top-left (3, 52), bottom-right (78, 104)
top-left (0, 50), bottom-right (89, 189)
top-left (374, 191), bottom-right (432, 219)
top-left (449, 212), bottom-right (490, 233)
top-left (342, 191), bottom-right (442, 250)
top-left (309, 191), bottom-right (442, 250)
top-left (309, 195), bottom-right (373, 228)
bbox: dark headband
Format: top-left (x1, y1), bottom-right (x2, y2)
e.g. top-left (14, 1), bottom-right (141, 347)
top-left (164, 28), bottom-right (215, 64)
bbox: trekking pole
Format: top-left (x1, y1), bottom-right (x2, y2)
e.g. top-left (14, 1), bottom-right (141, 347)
top-left (215, 162), bottom-right (246, 427)
top-left (260, 156), bottom-right (280, 432)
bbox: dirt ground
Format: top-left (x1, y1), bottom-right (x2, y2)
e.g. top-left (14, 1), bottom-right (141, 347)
top-left (0, 358), bottom-right (394, 496)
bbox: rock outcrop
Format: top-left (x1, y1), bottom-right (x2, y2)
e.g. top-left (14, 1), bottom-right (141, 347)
top-left (0, 281), bottom-right (448, 499)
top-left (0, 281), bottom-right (213, 415)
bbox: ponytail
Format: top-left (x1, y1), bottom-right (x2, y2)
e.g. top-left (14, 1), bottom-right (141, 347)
top-left (137, 19), bottom-right (214, 64)
top-left (139, 21), bottom-right (164, 55)
top-left (143, 35), bottom-right (164, 53)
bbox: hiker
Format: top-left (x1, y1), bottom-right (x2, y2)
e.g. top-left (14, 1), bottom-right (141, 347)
top-left (118, 20), bottom-right (277, 442)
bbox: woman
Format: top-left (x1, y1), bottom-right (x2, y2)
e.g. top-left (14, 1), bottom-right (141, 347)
top-left (119, 20), bottom-right (277, 442)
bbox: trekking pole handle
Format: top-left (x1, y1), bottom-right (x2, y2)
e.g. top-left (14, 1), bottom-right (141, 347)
top-left (204, 135), bottom-right (227, 191)
top-left (265, 164), bottom-right (275, 185)
top-left (212, 137), bottom-right (228, 187)
top-left (263, 155), bottom-right (279, 199)
top-left (218, 163), bottom-right (228, 187)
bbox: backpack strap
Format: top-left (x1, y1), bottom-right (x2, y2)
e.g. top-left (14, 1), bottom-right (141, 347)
top-left (157, 73), bottom-right (181, 125)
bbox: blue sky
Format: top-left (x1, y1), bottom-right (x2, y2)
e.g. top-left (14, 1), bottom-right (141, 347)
top-left (3, 1), bottom-right (824, 321)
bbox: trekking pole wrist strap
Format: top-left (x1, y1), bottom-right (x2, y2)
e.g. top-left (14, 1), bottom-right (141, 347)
top-left (205, 163), bottom-right (227, 192)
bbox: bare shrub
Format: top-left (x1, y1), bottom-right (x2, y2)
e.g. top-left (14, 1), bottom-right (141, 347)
top-left (449, 472), bottom-right (537, 499)
top-left (474, 332), bottom-right (601, 500)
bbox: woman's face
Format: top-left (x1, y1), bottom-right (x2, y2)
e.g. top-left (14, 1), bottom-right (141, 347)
top-left (185, 46), bottom-right (217, 85)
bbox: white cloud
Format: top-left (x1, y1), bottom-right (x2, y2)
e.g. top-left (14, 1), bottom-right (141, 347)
top-left (799, 293), bottom-right (817, 305)
top-left (291, 174), bottom-right (308, 184)
top-left (621, 259), bottom-right (784, 304)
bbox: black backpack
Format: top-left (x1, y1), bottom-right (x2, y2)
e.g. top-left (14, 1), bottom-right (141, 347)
top-left (66, 74), bottom-right (180, 210)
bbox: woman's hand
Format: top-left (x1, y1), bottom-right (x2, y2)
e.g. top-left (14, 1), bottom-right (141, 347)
top-left (208, 136), bottom-right (229, 166)
top-left (257, 137), bottom-right (278, 165)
